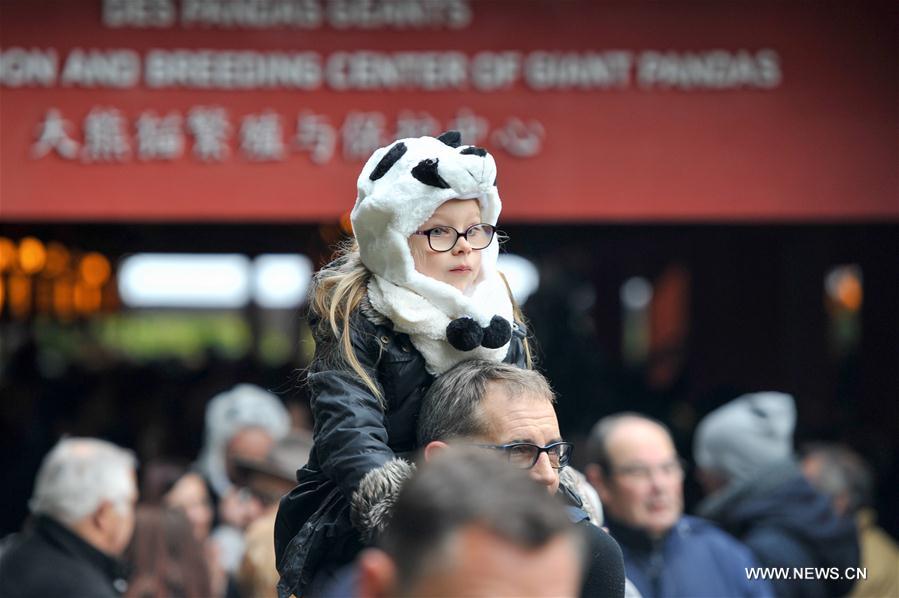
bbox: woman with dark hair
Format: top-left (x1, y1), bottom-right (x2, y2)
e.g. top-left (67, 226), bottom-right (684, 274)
top-left (140, 460), bottom-right (214, 543)
top-left (125, 506), bottom-right (212, 598)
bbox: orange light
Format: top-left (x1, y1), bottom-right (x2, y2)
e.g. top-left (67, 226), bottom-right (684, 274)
top-left (9, 274), bottom-right (32, 318)
top-left (74, 282), bottom-right (102, 314)
top-left (79, 252), bottom-right (111, 287)
top-left (54, 278), bottom-right (75, 320)
top-left (0, 276), bottom-right (4, 312)
top-left (18, 237), bottom-right (47, 275)
top-left (0, 237), bottom-right (16, 272)
top-left (43, 242), bottom-right (70, 278)
top-left (836, 274), bottom-right (863, 311)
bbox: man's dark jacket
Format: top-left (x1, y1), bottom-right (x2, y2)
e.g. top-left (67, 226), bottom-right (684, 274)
top-left (0, 515), bottom-right (129, 598)
top-left (698, 461), bottom-right (860, 598)
top-left (607, 514), bottom-right (774, 597)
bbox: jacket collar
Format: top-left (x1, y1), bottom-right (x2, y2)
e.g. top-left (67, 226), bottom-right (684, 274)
top-left (34, 515), bottom-right (129, 594)
top-left (605, 514), bottom-right (674, 555)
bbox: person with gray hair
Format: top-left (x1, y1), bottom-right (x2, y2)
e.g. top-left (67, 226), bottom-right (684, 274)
top-left (802, 444), bottom-right (899, 598)
top-left (356, 446), bottom-right (585, 597)
top-left (694, 393), bottom-right (859, 598)
top-left (0, 437), bottom-right (138, 597)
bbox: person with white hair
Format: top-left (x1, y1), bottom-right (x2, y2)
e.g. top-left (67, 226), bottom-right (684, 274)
top-left (195, 383), bottom-right (290, 574)
top-left (0, 437), bottom-right (138, 598)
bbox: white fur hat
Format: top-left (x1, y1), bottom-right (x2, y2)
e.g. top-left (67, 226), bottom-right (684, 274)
top-left (351, 132), bottom-right (512, 359)
top-left (351, 131), bottom-right (501, 290)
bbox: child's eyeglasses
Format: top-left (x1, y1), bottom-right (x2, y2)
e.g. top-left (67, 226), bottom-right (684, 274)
top-left (412, 223), bottom-right (495, 252)
top-left (475, 441), bottom-right (573, 470)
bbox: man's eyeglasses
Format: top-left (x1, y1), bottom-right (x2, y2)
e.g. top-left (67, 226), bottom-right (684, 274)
top-left (412, 223), bottom-right (496, 252)
top-left (476, 441), bottom-right (573, 470)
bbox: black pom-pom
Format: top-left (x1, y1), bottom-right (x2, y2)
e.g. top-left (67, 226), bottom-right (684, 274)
top-left (460, 146), bottom-right (487, 157)
top-left (446, 317), bottom-right (483, 351)
top-left (437, 130), bottom-right (462, 148)
top-left (481, 316), bottom-right (512, 349)
top-left (411, 158), bottom-right (450, 189)
top-left (369, 142), bottom-right (407, 181)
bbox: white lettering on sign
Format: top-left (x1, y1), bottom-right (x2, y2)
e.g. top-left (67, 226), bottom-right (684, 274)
top-left (637, 49), bottom-right (781, 89)
top-left (186, 106), bottom-right (232, 161)
top-left (103, 0), bottom-right (176, 27)
top-left (524, 51), bottom-right (633, 90)
top-left (240, 110), bottom-right (286, 161)
top-left (0, 48), bottom-right (57, 87)
top-left (341, 111), bottom-right (387, 160)
top-left (393, 110), bottom-right (440, 140)
top-left (492, 118), bottom-right (544, 158)
top-left (82, 108), bottom-right (132, 162)
top-left (295, 112), bottom-right (337, 164)
top-left (61, 49), bottom-right (141, 88)
top-left (27, 106), bottom-right (543, 164)
top-left (180, 0), bottom-right (323, 28)
top-left (470, 52), bottom-right (521, 91)
top-left (325, 51), bottom-right (467, 90)
top-left (135, 111), bottom-right (185, 160)
top-left (31, 109), bottom-right (80, 159)
top-left (447, 108), bottom-right (488, 145)
top-left (327, 0), bottom-right (471, 29)
top-left (144, 50), bottom-right (321, 89)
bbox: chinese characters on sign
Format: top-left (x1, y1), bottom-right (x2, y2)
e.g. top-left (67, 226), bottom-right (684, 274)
top-left (29, 107), bottom-right (547, 163)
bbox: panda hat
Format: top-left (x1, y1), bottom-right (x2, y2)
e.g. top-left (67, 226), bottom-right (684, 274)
top-left (351, 131), bottom-right (514, 374)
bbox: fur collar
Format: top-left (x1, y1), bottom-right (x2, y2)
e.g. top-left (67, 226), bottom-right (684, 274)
top-left (367, 272), bottom-right (513, 375)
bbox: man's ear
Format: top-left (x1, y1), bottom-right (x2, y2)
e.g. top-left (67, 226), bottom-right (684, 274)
top-left (423, 440), bottom-right (450, 463)
top-left (357, 548), bottom-right (397, 598)
top-left (93, 500), bottom-right (113, 531)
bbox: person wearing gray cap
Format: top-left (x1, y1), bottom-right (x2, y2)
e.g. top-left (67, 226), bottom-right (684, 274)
top-left (694, 392), bottom-right (860, 598)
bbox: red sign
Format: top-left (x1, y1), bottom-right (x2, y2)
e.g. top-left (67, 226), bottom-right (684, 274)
top-left (1, 0), bottom-right (896, 222)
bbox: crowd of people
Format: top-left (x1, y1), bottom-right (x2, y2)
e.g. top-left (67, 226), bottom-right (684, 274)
top-left (2, 132), bottom-right (896, 597)
top-left (1, 372), bottom-right (895, 598)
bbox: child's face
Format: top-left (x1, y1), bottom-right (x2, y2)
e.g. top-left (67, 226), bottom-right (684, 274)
top-left (409, 199), bottom-right (484, 292)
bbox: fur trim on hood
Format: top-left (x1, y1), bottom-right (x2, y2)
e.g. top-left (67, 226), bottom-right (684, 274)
top-left (351, 458), bottom-right (417, 544)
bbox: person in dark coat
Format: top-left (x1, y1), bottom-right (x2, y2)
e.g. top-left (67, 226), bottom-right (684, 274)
top-left (695, 393), bottom-right (860, 598)
top-left (585, 413), bottom-right (773, 598)
top-left (275, 132), bottom-right (532, 597)
top-left (0, 437), bottom-right (138, 598)
top-left (347, 360), bottom-right (626, 598)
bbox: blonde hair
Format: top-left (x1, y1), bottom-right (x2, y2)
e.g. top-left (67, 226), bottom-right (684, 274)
top-left (308, 240), bottom-right (534, 404)
top-left (309, 239), bottom-right (383, 401)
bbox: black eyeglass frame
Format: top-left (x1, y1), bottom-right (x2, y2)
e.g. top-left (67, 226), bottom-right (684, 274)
top-left (475, 441), bottom-right (574, 470)
top-left (411, 223), bottom-right (496, 253)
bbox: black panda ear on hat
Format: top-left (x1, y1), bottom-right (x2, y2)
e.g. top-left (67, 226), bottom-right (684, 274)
top-left (437, 130), bottom-right (462, 148)
top-left (369, 142), bottom-right (408, 182)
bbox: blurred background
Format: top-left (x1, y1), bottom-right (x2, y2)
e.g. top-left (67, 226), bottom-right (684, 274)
top-left (1, 0), bottom-right (896, 544)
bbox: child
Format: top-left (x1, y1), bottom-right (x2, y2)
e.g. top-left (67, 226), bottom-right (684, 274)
top-left (274, 131), bottom-right (531, 596)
